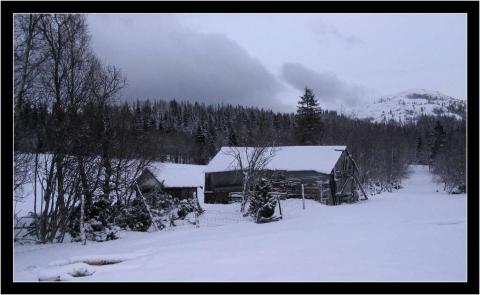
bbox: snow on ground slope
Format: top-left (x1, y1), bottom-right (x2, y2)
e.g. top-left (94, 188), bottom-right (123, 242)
top-left (14, 165), bottom-right (466, 282)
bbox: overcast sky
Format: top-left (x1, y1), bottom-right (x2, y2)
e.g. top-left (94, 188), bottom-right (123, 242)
top-left (87, 13), bottom-right (466, 113)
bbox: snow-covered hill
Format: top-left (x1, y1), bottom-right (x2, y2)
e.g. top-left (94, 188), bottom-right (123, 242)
top-left (352, 89), bottom-right (466, 124)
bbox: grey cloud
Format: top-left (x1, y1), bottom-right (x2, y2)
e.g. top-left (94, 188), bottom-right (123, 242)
top-left (310, 19), bottom-right (362, 47)
top-left (281, 63), bottom-right (370, 107)
top-left (88, 14), bottom-right (282, 107)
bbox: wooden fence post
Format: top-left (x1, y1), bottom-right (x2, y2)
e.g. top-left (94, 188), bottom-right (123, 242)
top-left (301, 184), bottom-right (305, 210)
top-left (277, 195), bottom-right (283, 218)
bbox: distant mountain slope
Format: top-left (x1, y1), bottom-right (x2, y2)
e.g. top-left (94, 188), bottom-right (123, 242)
top-left (351, 89), bottom-right (466, 124)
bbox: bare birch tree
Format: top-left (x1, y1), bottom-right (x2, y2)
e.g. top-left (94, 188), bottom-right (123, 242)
top-left (224, 145), bottom-right (276, 212)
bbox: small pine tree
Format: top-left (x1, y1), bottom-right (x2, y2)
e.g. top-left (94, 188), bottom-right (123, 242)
top-left (247, 178), bottom-right (277, 222)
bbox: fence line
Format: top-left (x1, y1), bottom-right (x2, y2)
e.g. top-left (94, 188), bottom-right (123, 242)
top-left (15, 199), bottom-right (313, 252)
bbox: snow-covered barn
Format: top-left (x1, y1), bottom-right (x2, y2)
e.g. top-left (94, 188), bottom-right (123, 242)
top-left (204, 146), bottom-right (366, 205)
top-left (136, 163), bottom-right (204, 200)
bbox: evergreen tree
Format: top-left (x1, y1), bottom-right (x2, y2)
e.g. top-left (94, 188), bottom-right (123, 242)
top-left (247, 178), bottom-right (277, 222)
top-left (194, 125), bottom-right (207, 164)
top-left (415, 135), bottom-right (427, 164)
top-left (295, 88), bottom-right (322, 144)
top-left (195, 125), bottom-right (206, 144)
top-left (430, 120), bottom-right (447, 163)
top-left (228, 126), bottom-right (238, 146)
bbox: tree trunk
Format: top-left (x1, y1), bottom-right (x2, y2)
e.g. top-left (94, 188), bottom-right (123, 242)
top-left (80, 193), bottom-right (86, 245)
top-left (33, 152), bottom-right (38, 217)
top-left (240, 171), bottom-right (249, 212)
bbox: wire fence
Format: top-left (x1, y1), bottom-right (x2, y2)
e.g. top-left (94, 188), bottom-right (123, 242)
top-left (171, 198), bottom-right (309, 230)
top-left (15, 198), bottom-right (314, 253)
top-left (169, 202), bottom-right (247, 229)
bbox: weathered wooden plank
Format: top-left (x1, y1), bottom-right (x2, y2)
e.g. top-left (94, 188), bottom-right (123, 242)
top-left (353, 174), bottom-right (368, 200)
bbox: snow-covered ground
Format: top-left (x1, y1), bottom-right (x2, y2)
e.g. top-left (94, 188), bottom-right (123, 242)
top-left (14, 165), bottom-right (466, 282)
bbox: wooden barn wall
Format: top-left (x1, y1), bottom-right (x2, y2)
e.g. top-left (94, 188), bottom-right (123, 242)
top-left (333, 151), bottom-right (355, 195)
top-left (204, 171), bottom-right (244, 203)
top-left (164, 187), bottom-right (196, 200)
top-left (137, 170), bottom-right (162, 192)
top-left (204, 150), bottom-right (357, 204)
top-left (205, 170), bottom-right (332, 203)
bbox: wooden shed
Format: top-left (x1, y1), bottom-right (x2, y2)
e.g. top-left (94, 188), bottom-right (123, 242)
top-left (203, 146), bottom-right (367, 205)
top-left (136, 163), bottom-right (205, 200)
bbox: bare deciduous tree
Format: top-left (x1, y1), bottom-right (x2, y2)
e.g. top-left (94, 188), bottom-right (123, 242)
top-left (224, 145), bottom-right (276, 212)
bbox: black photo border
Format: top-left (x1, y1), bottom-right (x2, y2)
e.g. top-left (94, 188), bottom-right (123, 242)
top-left (1, 1), bottom-right (478, 294)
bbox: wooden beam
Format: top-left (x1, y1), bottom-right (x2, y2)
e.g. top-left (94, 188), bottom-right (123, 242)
top-left (339, 176), bottom-right (352, 195)
top-left (135, 182), bottom-right (160, 231)
top-left (277, 196), bottom-right (283, 218)
top-left (353, 174), bottom-right (368, 200)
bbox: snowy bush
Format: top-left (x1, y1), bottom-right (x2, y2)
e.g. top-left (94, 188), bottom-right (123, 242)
top-left (68, 198), bottom-right (119, 242)
top-left (177, 199), bottom-right (204, 219)
top-left (115, 189), bottom-right (204, 232)
top-left (150, 196), bottom-right (204, 228)
top-left (449, 184), bottom-right (466, 194)
top-left (116, 197), bottom-right (153, 232)
top-left (366, 180), bottom-right (403, 196)
top-left (247, 178), bottom-right (279, 223)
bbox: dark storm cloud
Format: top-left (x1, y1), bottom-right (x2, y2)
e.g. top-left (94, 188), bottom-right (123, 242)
top-left (88, 15), bottom-right (282, 107)
top-left (281, 63), bottom-right (369, 107)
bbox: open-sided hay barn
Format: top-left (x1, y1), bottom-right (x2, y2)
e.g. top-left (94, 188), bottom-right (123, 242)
top-left (136, 163), bottom-right (204, 200)
top-left (203, 146), bottom-right (367, 205)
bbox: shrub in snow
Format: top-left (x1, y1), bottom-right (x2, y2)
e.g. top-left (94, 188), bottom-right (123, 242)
top-left (177, 199), bottom-right (204, 219)
top-left (118, 197), bottom-right (153, 231)
top-left (116, 191), bottom-right (177, 231)
top-left (366, 180), bottom-right (403, 196)
top-left (121, 190), bottom-right (205, 231)
top-left (68, 197), bottom-right (119, 242)
top-left (247, 178), bottom-right (278, 223)
top-left (450, 184), bottom-right (466, 194)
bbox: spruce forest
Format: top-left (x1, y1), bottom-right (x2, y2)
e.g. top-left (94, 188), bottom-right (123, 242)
top-left (16, 89), bottom-right (467, 193)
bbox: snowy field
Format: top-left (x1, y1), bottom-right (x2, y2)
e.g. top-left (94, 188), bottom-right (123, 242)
top-left (13, 165), bottom-right (466, 282)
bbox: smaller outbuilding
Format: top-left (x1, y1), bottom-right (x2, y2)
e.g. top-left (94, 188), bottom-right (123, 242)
top-left (135, 163), bottom-right (205, 200)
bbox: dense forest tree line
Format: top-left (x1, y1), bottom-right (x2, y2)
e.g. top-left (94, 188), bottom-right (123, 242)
top-left (14, 14), bottom-right (466, 243)
top-left (17, 87), bottom-right (466, 194)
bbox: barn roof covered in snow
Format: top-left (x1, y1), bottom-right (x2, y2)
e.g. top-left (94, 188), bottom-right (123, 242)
top-left (147, 162), bottom-right (205, 188)
top-left (204, 146), bottom-right (347, 174)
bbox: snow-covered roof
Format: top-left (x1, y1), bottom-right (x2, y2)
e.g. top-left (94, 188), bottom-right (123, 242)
top-left (204, 146), bottom-right (346, 174)
top-left (147, 162), bottom-right (206, 188)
